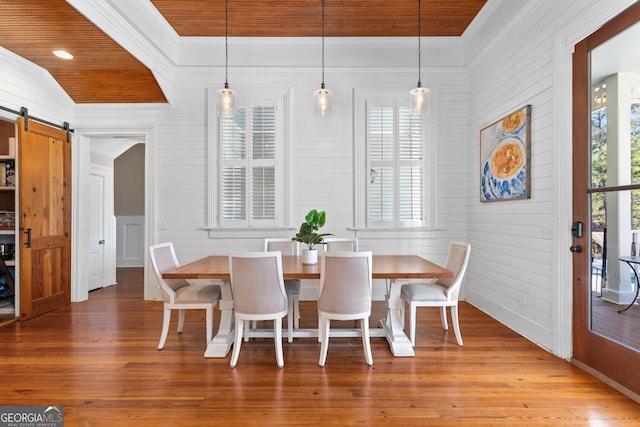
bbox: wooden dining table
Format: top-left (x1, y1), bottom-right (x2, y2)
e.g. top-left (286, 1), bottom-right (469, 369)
top-left (163, 254), bottom-right (453, 357)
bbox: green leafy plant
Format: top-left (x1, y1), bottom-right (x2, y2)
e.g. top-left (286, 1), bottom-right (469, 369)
top-left (292, 209), bottom-right (332, 250)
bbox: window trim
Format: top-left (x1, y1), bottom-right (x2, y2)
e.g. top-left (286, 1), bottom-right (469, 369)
top-left (207, 87), bottom-right (292, 230)
top-left (353, 87), bottom-right (438, 230)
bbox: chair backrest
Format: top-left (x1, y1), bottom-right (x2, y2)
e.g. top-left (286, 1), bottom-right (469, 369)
top-left (264, 238), bottom-right (299, 256)
top-left (435, 242), bottom-right (471, 300)
top-left (229, 251), bottom-right (288, 316)
top-left (324, 237), bottom-right (358, 252)
top-left (149, 242), bottom-right (190, 304)
top-left (318, 251), bottom-right (372, 315)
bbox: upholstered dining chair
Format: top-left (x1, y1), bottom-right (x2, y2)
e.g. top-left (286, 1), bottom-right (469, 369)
top-left (318, 251), bottom-right (373, 366)
top-left (264, 238), bottom-right (301, 341)
top-left (324, 237), bottom-right (358, 252)
top-left (229, 251), bottom-right (288, 368)
top-left (149, 242), bottom-right (221, 350)
top-left (400, 241), bottom-right (471, 347)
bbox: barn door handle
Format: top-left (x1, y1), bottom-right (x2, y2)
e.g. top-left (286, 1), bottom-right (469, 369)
top-left (24, 228), bottom-right (31, 248)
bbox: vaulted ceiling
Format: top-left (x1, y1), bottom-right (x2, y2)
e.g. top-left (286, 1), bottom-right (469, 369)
top-left (0, 0), bottom-right (487, 104)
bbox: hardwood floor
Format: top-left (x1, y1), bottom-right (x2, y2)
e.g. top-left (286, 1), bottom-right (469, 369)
top-left (1, 268), bottom-right (639, 426)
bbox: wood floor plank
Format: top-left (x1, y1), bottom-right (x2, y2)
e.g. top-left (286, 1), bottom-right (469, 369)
top-left (0, 268), bottom-right (639, 425)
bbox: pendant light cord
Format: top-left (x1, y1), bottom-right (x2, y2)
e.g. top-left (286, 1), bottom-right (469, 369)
top-left (321, 0), bottom-right (326, 89)
top-left (417, 0), bottom-right (422, 88)
top-left (224, 0), bottom-right (230, 89)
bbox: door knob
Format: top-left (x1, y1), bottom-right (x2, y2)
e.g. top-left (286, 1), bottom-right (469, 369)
top-left (570, 245), bottom-right (582, 253)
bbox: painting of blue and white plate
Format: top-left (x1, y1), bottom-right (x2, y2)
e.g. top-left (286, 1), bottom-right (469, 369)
top-left (480, 105), bottom-right (531, 202)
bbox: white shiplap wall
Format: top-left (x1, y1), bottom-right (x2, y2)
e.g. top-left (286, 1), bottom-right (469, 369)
top-left (465, 0), bottom-right (638, 357)
top-left (70, 61), bottom-right (469, 300)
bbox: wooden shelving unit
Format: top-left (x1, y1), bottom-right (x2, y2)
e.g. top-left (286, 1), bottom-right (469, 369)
top-left (0, 118), bottom-right (17, 323)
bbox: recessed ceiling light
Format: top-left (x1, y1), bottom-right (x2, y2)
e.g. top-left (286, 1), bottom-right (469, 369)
top-left (53, 50), bottom-right (73, 60)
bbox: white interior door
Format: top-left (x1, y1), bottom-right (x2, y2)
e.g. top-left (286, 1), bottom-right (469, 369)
top-left (88, 172), bottom-right (105, 291)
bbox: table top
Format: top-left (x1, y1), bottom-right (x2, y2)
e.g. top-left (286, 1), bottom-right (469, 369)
top-left (162, 254), bottom-right (453, 281)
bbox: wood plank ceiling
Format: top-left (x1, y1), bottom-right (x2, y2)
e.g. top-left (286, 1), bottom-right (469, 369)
top-left (0, 0), bottom-right (486, 104)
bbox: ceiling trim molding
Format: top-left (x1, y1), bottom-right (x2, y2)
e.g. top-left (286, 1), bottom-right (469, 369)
top-left (67, 0), bottom-right (178, 103)
top-left (462, 0), bottom-right (533, 65)
top-left (176, 36), bottom-right (465, 69)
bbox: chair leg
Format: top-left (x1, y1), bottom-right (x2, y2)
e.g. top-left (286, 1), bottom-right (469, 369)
top-left (409, 304), bottom-right (417, 347)
top-left (158, 306), bottom-right (172, 350)
top-left (287, 298), bottom-right (294, 343)
top-left (451, 304), bottom-right (463, 346)
top-left (294, 296), bottom-right (300, 329)
top-left (244, 320), bottom-right (250, 342)
top-left (440, 306), bottom-right (449, 330)
top-left (205, 306), bottom-right (214, 344)
top-left (317, 313), bottom-right (322, 343)
top-left (274, 318), bottom-right (284, 368)
top-left (319, 316), bottom-right (331, 366)
top-left (230, 315), bottom-right (244, 368)
top-left (361, 316), bottom-right (373, 366)
top-left (177, 309), bottom-right (186, 333)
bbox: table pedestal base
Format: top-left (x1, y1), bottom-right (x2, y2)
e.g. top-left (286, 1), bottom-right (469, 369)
top-left (203, 278), bottom-right (417, 357)
top-left (204, 282), bottom-right (235, 358)
top-left (379, 278), bottom-right (415, 357)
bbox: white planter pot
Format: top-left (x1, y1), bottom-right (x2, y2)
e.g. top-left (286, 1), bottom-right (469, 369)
top-left (302, 249), bottom-right (318, 265)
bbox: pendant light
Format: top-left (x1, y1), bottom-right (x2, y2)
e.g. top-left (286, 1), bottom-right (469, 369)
top-left (217, 0), bottom-right (236, 114)
top-left (410, 0), bottom-right (427, 114)
top-left (314, 0), bottom-right (332, 116)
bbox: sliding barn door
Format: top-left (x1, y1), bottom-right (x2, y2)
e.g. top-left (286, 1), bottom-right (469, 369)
top-left (17, 118), bottom-right (72, 320)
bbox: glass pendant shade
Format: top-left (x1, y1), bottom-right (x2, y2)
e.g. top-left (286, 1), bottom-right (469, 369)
top-left (314, 85), bottom-right (332, 116)
top-left (217, 84), bottom-right (237, 114)
top-left (410, 86), bottom-right (427, 114)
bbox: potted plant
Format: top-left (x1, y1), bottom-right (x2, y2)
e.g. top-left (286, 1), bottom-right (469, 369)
top-left (292, 209), bottom-right (332, 264)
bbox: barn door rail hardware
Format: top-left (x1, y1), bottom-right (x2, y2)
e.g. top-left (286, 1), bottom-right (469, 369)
top-left (0, 105), bottom-right (74, 142)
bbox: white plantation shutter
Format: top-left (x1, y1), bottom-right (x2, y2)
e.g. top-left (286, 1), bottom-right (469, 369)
top-left (220, 104), bottom-right (279, 226)
top-left (367, 103), bottom-right (424, 227)
top-left (397, 107), bottom-right (423, 224)
top-left (252, 166), bottom-right (275, 220)
top-left (250, 106), bottom-right (276, 221)
top-left (221, 111), bottom-right (247, 220)
top-left (369, 106), bottom-right (395, 222)
top-left (221, 166), bottom-right (246, 220)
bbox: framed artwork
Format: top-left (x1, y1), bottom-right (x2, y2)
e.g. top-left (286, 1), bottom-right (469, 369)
top-left (480, 105), bottom-right (531, 202)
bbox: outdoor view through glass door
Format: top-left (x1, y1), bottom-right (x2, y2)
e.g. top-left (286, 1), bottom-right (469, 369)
top-left (588, 20), bottom-right (640, 351)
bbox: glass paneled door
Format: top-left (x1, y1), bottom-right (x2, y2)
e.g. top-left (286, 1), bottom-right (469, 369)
top-left (572, 2), bottom-right (640, 395)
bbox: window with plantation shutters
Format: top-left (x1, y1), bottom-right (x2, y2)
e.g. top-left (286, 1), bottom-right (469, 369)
top-left (209, 88), bottom-right (290, 229)
top-left (355, 88), bottom-right (436, 230)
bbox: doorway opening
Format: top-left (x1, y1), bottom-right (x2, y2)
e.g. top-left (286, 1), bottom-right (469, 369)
top-left (85, 135), bottom-right (146, 300)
